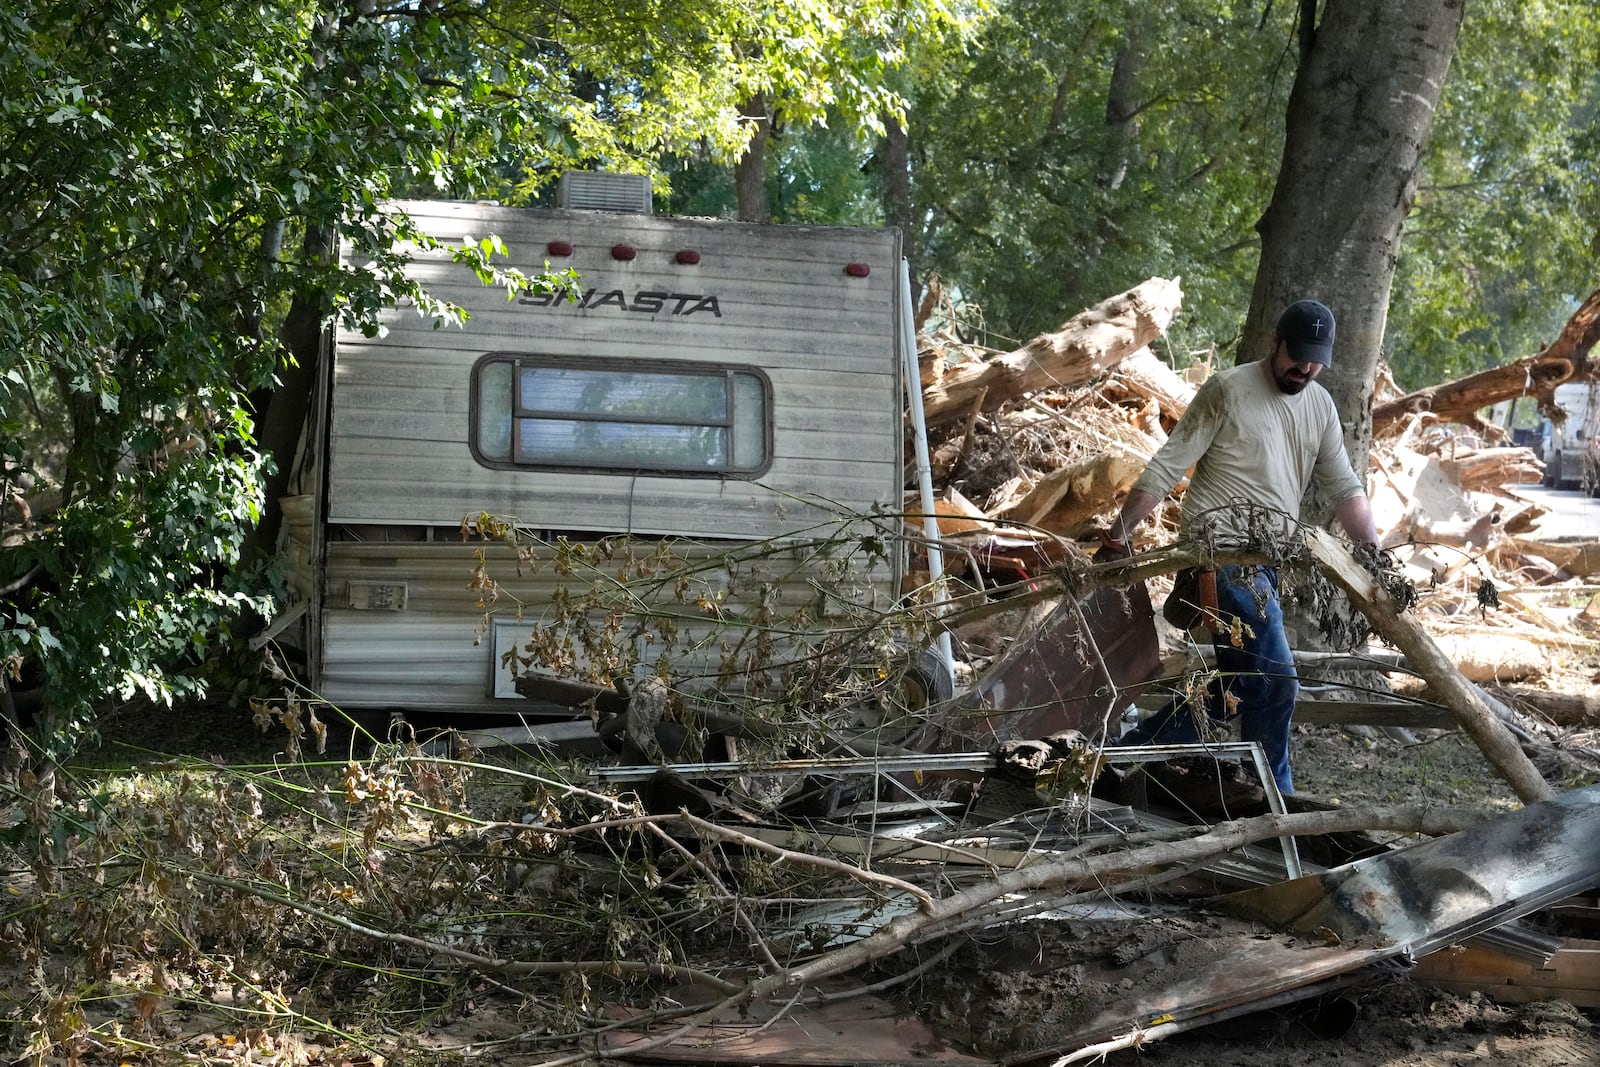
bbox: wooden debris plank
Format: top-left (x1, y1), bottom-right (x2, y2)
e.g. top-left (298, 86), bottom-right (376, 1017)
top-left (1412, 939), bottom-right (1600, 1008)
top-left (1289, 700), bottom-right (1457, 729)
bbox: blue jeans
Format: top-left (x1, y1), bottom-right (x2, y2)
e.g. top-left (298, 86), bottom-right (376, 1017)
top-left (1115, 565), bottom-right (1299, 795)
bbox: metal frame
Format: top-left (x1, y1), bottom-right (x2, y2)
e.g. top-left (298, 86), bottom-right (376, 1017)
top-left (1103, 741), bottom-right (1303, 879)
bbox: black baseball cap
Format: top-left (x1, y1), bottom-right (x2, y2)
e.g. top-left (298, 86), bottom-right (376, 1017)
top-left (1275, 299), bottom-right (1336, 366)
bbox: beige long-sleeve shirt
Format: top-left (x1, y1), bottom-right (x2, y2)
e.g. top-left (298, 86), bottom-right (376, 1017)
top-left (1131, 360), bottom-right (1365, 543)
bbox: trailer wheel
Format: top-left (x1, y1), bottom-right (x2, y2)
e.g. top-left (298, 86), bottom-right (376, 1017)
top-left (850, 647), bottom-right (955, 747)
top-left (893, 647), bottom-right (956, 710)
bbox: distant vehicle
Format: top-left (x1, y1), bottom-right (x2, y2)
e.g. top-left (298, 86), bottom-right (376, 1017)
top-left (1541, 381), bottom-right (1594, 491)
top-left (1512, 425), bottom-right (1543, 459)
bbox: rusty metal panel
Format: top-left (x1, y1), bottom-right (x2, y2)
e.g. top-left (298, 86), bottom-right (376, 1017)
top-left (964, 583), bottom-right (1162, 742)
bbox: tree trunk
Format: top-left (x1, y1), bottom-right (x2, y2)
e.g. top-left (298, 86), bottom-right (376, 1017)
top-left (734, 92), bottom-right (771, 223)
top-left (1243, 0), bottom-right (1466, 476)
top-left (921, 276), bottom-right (1183, 428)
top-left (879, 110), bottom-right (914, 269)
top-left (241, 220), bottom-right (334, 568)
top-left (1098, 23), bottom-right (1144, 191)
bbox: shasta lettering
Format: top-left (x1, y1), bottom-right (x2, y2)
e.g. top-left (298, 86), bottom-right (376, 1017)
top-left (519, 287), bottom-right (722, 318)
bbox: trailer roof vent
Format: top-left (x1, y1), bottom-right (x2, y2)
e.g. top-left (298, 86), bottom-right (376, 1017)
top-left (557, 172), bottom-right (654, 214)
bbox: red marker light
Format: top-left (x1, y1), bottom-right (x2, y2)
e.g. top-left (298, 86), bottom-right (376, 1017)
top-left (844, 262), bottom-right (871, 277)
top-left (546, 240), bottom-right (574, 256)
top-left (611, 243), bottom-right (637, 261)
top-left (675, 249), bottom-right (701, 265)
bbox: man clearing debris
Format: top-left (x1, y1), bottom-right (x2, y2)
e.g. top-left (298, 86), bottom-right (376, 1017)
top-left (1098, 298), bottom-right (1381, 795)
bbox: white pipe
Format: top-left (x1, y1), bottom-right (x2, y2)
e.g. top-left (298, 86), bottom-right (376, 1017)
top-left (898, 258), bottom-right (955, 675)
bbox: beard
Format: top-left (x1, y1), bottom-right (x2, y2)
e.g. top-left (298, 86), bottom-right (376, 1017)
top-left (1272, 363), bottom-right (1314, 395)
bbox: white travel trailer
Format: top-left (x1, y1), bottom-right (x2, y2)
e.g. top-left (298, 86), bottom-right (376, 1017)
top-left (275, 178), bottom-right (910, 715)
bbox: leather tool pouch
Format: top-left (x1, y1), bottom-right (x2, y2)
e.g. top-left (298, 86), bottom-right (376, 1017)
top-left (1162, 567), bottom-right (1222, 633)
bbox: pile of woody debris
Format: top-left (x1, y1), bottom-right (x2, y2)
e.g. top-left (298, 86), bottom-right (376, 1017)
top-left (907, 277), bottom-right (1600, 727)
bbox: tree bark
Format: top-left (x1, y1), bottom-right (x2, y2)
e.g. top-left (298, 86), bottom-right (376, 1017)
top-left (1098, 21), bottom-right (1145, 191)
top-left (879, 110), bottom-right (914, 268)
top-left (241, 220), bottom-right (334, 568)
top-left (734, 92), bottom-right (771, 223)
top-left (1243, 0), bottom-right (1467, 476)
top-left (920, 277), bottom-right (1183, 428)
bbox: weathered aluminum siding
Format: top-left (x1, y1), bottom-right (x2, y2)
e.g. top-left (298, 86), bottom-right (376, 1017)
top-left (319, 537), bottom-right (897, 712)
top-left (327, 200), bottom-right (904, 537)
top-left (317, 200), bottom-right (905, 712)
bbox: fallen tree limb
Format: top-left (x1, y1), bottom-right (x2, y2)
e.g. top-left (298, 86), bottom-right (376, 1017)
top-left (180, 865), bottom-right (746, 993)
top-left (1303, 529), bottom-right (1555, 803)
top-left (1372, 285), bottom-right (1600, 437)
top-left (745, 803), bottom-right (1485, 999)
top-left (1371, 353), bottom-right (1574, 439)
top-left (921, 277), bottom-right (1183, 428)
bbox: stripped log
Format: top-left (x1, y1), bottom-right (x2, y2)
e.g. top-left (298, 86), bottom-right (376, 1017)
top-left (1105, 347), bottom-right (1198, 427)
top-left (921, 277), bottom-right (1184, 428)
top-left (1303, 528), bottom-right (1555, 804)
top-left (1486, 685), bottom-right (1600, 728)
top-left (999, 451), bottom-right (1148, 534)
top-left (1438, 446), bottom-right (1544, 492)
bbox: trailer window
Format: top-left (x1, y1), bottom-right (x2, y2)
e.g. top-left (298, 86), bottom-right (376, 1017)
top-left (472, 356), bottom-right (771, 475)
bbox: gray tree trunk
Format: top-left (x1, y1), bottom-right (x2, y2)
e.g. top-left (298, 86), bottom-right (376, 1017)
top-left (1242, 0), bottom-right (1466, 474)
top-left (1098, 24), bottom-right (1145, 191)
